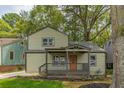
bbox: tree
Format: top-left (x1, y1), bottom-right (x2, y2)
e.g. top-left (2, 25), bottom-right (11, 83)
top-left (111, 5), bottom-right (124, 88)
top-left (62, 5), bottom-right (110, 41)
top-left (14, 11), bottom-right (32, 37)
top-left (0, 19), bottom-right (12, 32)
top-left (2, 13), bottom-right (21, 28)
top-left (30, 5), bottom-right (65, 32)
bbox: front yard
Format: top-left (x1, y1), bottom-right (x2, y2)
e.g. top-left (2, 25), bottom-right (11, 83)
top-left (0, 78), bottom-right (64, 88)
top-left (0, 76), bottom-right (112, 88)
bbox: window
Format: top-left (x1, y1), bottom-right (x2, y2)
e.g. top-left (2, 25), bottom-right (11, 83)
top-left (53, 56), bottom-right (60, 64)
top-left (108, 41), bottom-right (111, 46)
top-left (20, 42), bottom-right (24, 46)
top-left (10, 51), bottom-right (14, 60)
top-left (42, 37), bottom-right (54, 46)
top-left (90, 55), bottom-right (96, 66)
top-left (22, 53), bottom-right (25, 59)
top-left (60, 56), bottom-right (66, 65)
top-left (43, 38), bottom-right (48, 46)
top-left (53, 56), bottom-right (66, 65)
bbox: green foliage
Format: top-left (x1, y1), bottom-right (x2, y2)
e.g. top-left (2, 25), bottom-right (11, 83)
top-left (0, 19), bottom-right (12, 32)
top-left (62, 5), bottom-right (111, 42)
top-left (2, 13), bottom-right (21, 28)
top-left (0, 78), bottom-right (63, 88)
top-left (92, 29), bottom-right (110, 47)
top-left (106, 69), bottom-right (113, 75)
top-left (118, 25), bottom-right (124, 36)
top-left (0, 31), bottom-right (17, 38)
top-left (0, 5), bottom-right (111, 47)
top-left (30, 5), bottom-right (65, 31)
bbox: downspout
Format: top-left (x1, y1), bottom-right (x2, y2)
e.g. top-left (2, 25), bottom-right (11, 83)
top-left (46, 50), bottom-right (48, 75)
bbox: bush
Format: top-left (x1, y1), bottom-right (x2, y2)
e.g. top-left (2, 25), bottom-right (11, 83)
top-left (0, 31), bottom-right (17, 38)
top-left (106, 69), bottom-right (113, 75)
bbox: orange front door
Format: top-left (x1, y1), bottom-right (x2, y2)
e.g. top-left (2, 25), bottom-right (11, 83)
top-left (69, 55), bottom-right (77, 71)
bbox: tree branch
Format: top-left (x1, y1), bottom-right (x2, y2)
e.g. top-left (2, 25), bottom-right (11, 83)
top-left (90, 21), bottom-right (110, 41)
top-left (89, 6), bottom-right (110, 31)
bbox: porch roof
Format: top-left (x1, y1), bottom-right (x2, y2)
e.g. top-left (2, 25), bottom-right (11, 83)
top-left (45, 48), bottom-right (89, 52)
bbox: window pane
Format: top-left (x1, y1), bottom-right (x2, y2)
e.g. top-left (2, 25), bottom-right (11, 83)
top-left (10, 51), bottom-right (14, 60)
top-left (43, 42), bottom-right (47, 45)
top-left (43, 38), bottom-right (48, 42)
top-left (49, 42), bottom-right (53, 45)
top-left (90, 56), bottom-right (96, 60)
top-left (43, 38), bottom-right (48, 46)
top-left (49, 38), bottom-right (54, 46)
top-left (49, 38), bottom-right (53, 42)
top-left (60, 56), bottom-right (65, 61)
top-left (90, 55), bottom-right (96, 66)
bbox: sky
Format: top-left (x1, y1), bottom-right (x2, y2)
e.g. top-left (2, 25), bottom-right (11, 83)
top-left (0, 5), bottom-right (34, 18)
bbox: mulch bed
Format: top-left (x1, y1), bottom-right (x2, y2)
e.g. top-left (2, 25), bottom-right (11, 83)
top-left (79, 83), bottom-right (110, 88)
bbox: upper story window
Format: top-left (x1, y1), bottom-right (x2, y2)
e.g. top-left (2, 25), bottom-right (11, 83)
top-left (90, 54), bottom-right (96, 66)
top-left (42, 37), bottom-right (55, 46)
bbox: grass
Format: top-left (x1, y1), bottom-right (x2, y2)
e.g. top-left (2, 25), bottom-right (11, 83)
top-left (106, 69), bottom-right (113, 75)
top-left (0, 78), bottom-right (64, 88)
top-left (0, 76), bottom-right (112, 88)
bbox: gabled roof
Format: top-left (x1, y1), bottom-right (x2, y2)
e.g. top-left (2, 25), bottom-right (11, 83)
top-left (0, 38), bottom-right (20, 46)
top-left (45, 41), bottom-right (105, 53)
top-left (68, 42), bottom-right (91, 50)
top-left (28, 26), bottom-right (68, 37)
top-left (68, 41), bottom-right (106, 52)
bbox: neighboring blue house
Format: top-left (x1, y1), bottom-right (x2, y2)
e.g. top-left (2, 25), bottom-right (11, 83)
top-left (0, 38), bottom-right (26, 68)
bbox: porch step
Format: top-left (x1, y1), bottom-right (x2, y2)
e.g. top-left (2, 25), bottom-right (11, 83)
top-left (39, 71), bottom-right (47, 78)
top-left (47, 71), bottom-right (89, 75)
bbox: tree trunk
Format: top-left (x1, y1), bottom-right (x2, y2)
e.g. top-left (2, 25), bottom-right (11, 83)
top-left (111, 5), bottom-right (124, 88)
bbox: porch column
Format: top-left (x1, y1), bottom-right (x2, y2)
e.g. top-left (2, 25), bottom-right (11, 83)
top-left (66, 50), bottom-right (69, 71)
top-left (88, 50), bottom-right (90, 75)
top-left (46, 50), bottom-right (48, 74)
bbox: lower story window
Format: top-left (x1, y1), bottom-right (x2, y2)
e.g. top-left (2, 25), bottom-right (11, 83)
top-left (90, 55), bottom-right (96, 66)
top-left (53, 56), bottom-right (66, 65)
top-left (10, 51), bottom-right (14, 60)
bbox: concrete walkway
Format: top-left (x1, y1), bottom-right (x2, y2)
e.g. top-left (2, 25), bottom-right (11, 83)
top-left (0, 71), bottom-right (39, 79)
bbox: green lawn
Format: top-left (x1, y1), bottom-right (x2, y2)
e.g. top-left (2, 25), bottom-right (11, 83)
top-left (0, 78), bottom-right (64, 88)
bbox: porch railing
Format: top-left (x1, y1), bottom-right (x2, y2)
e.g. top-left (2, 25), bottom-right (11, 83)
top-left (39, 63), bottom-right (89, 75)
top-left (39, 63), bottom-right (46, 75)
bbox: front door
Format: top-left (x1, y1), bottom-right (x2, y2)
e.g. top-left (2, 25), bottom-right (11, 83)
top-left (69, 55), bottom-right (77, 71)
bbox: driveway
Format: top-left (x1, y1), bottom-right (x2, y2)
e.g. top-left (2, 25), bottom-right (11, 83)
top-left (0, 71), bottom-right (25, 79)
top-left (0, 71), bottom-right (39, 79)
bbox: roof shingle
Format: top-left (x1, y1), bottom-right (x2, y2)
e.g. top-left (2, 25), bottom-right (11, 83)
top-left (0, 38), bottom-right (19, 46)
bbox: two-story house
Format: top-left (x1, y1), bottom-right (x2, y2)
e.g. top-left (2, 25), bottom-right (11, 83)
top-left (25, 27), bottom-right (106, 78)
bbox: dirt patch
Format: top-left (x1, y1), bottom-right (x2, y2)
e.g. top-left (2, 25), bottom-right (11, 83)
top-left (62, 79), bottom-right (112, 88)
top-left (79, 83), bottom-right (110, 88)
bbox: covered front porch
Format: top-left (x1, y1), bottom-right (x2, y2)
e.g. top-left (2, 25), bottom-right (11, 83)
top-left (39, 46), bottom-right (91, 77)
